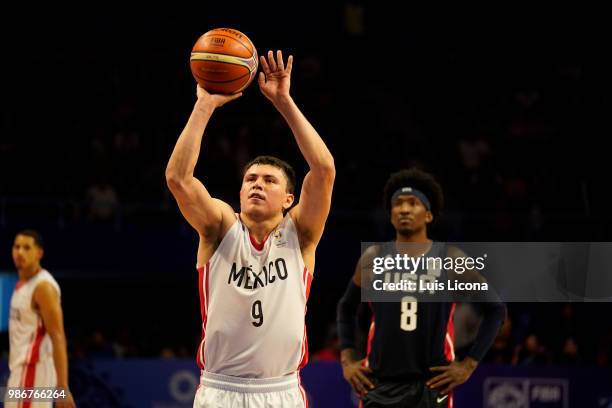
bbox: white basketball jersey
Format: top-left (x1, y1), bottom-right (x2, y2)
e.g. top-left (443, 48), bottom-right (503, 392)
top-left (197, 214), bottom-right (312, 378)
top-left (8, 269), bottom-right (61, 371)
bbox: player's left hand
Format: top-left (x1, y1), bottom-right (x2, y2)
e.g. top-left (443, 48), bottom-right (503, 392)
top-left (426, 358), bottom-right (478, 395)
top-left (258, 50), bottom-right (292, 105)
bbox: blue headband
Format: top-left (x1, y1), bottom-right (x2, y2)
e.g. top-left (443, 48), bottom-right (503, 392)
top-left (391, 187), bottom-right (431, 211)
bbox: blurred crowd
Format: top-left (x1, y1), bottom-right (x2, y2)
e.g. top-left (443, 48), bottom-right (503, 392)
top-left (3, 302), bottom-right (609, 370)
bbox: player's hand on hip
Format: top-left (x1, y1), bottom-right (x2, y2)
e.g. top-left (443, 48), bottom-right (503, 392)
top-left (258, 50), bottom-right (292, 105)
top-left (342, 359), bottom-right (375, 396)
top-left (427, 358), bottom-right (477, 395)
top-left (196, 85), bottom-right (242, 110)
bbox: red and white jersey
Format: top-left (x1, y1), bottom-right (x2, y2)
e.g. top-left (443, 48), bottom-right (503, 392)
top-left (8, 269), bottom-right (60, 371)
top-left (197, 214), bottom-right (312, 378)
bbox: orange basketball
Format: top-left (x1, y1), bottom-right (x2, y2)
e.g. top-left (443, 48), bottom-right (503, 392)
top-left (190, 28), bottom-right (258, 95)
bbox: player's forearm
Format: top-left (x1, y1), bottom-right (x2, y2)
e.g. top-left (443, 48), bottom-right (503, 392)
top-left (166, 100), bottom-right (215, 184)
top-left (274, 96), bottom-right (335, 175)
top-left (50, 333), bottom-right (70, 389)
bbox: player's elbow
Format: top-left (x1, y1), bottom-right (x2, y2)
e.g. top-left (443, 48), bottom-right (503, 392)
top-left (336, 284), bottom-right (359, 322)
top-left (165, 169), bottom-right (188, 192)
top-left (325, 159), bottom-right (336, 180)
top-left (336, 300), bottom-right (352, 323)
top-left (317, 158), bottom-right (336, 184)
top-left (324, 155), bottom-right (335, 174)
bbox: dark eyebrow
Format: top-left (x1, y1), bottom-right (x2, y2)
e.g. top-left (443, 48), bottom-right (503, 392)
top-left (246, 173), bottom-right (279, 180)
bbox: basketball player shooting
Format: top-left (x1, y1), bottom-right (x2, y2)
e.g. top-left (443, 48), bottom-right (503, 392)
top-left (166, 50), bottom-right (335, 407)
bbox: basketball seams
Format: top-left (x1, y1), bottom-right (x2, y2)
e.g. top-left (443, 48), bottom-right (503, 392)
top-left (193, 70), bottom-right (250, 84)
top-left (201, 32), bottom-right (254, 55)
top-left (234, 71), bottom-right (257, 93)
top-left (190, 53), bottom-right (257, 72)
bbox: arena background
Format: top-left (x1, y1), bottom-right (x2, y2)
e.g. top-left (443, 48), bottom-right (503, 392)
top-left (1, 5), bottom-right (611, 407)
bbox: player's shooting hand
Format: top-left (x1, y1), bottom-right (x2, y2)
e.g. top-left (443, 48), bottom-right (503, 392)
top-left (342, 359), bottom-right (375, 396)
top-left (427, 358), bottom-right (478, 395)
top-left (258, 50), bottom-right (292, 105)
top-left (196, 85), bottom-right (242, 110)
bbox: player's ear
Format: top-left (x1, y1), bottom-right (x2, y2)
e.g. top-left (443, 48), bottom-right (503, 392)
top-left (425, 211), bottom-right (433, 224)
top-left (283, 193), bottom-right (295, 210)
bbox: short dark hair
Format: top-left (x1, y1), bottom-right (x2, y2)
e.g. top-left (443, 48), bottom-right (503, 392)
top-left (383, 168), bottom-right (444, 219)
top-left (243, 155), bottom-right (296, 194)
top-left (16, 229), bottom-right (44, 249)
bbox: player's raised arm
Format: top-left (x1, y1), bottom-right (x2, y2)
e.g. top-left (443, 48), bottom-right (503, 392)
top-left (258, 50), bottom-right (335, 248)
top-left (165, 86), bottom-right (241, 238)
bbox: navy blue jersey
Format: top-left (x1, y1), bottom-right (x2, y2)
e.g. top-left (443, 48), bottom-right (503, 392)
top-left (366, 242), bottom-right (455, 379)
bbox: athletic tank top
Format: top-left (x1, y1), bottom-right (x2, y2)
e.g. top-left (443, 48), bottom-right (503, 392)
top-left (9, 269), bottom-right (61, 371)
top-left (196, 214), bottom-right (312, 378)
top-left (366, 242), bottom-right (455, 379)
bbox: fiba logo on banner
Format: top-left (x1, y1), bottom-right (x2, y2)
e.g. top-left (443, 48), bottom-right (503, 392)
top-left (486, 382), bottom-right (527, 407)
top-left (484, 377), bottom-right (568, 408)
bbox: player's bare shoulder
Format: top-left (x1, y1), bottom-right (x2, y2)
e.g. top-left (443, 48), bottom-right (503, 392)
top-left (194, 199), bottom-right (235, 243)
top-left (197, 199), bottom-right (238, 266)
top-left (31, 279), bottom-right (61, 318)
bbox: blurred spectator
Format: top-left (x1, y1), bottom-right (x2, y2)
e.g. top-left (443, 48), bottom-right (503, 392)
top-left (558, 337), bottom-right (582, 366)
top-left (312, 324), bottom-right (340, 362)
top-left (595, 347), bottom-right (610, 368)
top-left (112, 326), bottom-right (139, 358)
top-left (559, 304), bottom-right (578, 338)
top-left (87, 330), bottom-right (115, 359)
top-left (86, 176), bottom-right (119, 222)
top-left (595, 330), bottom-right (612, 368)
top-left (486, 317), bottom-right (515, 364)
top-left (160, 347), bottom-right (176, 359)
top-left (512, 334), bottom-right (552, 366)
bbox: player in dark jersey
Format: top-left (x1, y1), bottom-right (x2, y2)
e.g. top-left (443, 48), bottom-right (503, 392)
top-left (337, 169), bottom-right (506, 407)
